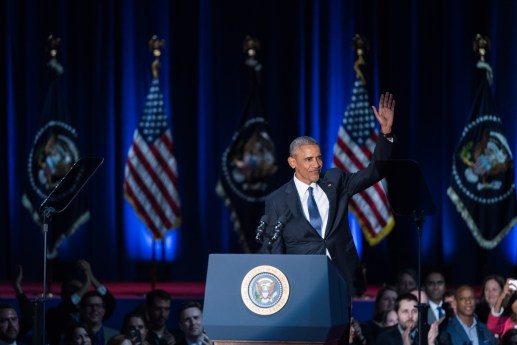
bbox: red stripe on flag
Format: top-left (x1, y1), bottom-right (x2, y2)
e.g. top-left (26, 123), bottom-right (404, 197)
top-left (126, 149), bottom-right (174, 230)
top-left (336, 137), bottom-right (366, 171)
top-left (357, 188), bottom-right (388, 228)
top-left (148, 146), bottom-right (181, 215)
top-left (129, 141), bottom-right (175, 230)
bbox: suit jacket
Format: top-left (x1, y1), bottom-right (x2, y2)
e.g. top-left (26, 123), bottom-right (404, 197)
top-left (437, 316), bottom-right (495, 345)
top-left (375, 325), bottom-right (429, 345)
top-left (427, 307), bottom-right (438, 326)
top-left (262, 135), bottom-right (393, 294)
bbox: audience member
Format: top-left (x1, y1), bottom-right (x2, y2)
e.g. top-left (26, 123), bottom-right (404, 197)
top-left (361, 285), bottom-right (398, 344)
top-left (501, 329), bottom-right (517, 345)
top-left (395, 268), bottom-right (418, 295)
top-left (442, 290), bottom-right (457, 318)
top-left (382, 310), bottom-right (399, 328)
top-left (47, 260), bottom-right (116, 345)
top-left (145, 290), bottom-right (176, 345)
top-left (487, 278), bottom-right (517, 339)
top-left (80, 291), bottom-right (118, 345)
top-left (9, 265), bottom-right (33, 341)
top-left (375, 293), bottom-right (430, 345)
top-left (175, 301), bottom-right (212, 345)
top-left (0, 303), bottom-right (24, 345)
top-left (409, 288), bottom-right (428, 305)
top-left (476, 274), bottom-right (504, 324)
top-left (62, 322), bottom-right (95, 345)
top-left (424, 270), bottom-right (446, 325)
top-left (349, 318), bottom-right (367, 345)
top-left (436, 285), bottom-right (495, 345)
top-left (107, 334), bottom-right (132, 345)
top-left (121, 313), bottom-right (150, 345)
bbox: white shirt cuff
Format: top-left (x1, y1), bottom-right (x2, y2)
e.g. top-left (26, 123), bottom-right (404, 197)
top-left (491, 306), bottom-right (504, 317)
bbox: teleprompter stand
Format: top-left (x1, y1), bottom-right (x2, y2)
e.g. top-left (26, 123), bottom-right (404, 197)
top-left (37, 157), bottom-right (104, 345)
top-left (378, 160), bottom-right (436, 345)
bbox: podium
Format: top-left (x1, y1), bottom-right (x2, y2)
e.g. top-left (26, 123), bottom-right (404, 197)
top-left (203, 254), bottom-right (350, 345)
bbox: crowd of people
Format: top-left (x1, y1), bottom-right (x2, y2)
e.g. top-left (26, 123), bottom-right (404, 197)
top-left (0, 261), bottom-right (212, 345)
top-left (349, 267), bottom-right (517, 345)
top-left (4, 261), bottom-right (517, 345)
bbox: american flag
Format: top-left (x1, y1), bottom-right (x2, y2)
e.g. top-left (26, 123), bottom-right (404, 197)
top-left (332, 73), bottom-right (394, 245)
top-left (123, 78), bottom-right (181, 239)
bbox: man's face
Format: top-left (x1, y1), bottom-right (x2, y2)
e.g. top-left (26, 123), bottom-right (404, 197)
top-left (456, 287), bottom-right (475, 318)
top-left (148, 298), bottom-right (170, 329)
top-left (425, 273), bottom-right (446, 303)
top-left (397, 299), bottom-right (418, 331)
top-left (178, 307), bottom-right (203, 340)
top-left (0, 308), bottom-right (19, 343)
top-left (288, 144), bottom-right (322, 185)
top-left (81, 296), bottom-right (106, 326)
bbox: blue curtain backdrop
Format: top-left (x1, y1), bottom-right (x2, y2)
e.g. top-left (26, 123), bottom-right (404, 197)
top-left (2, 0), bottom-right (517, 285)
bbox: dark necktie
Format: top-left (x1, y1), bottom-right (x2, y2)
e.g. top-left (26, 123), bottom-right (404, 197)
top-left (437, 306), bottom-right (445, 318)
top-left (307, 186), bottom-right (322, 236)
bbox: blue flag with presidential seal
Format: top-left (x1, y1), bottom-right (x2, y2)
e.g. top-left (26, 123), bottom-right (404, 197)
top-left (447, 62), bottom-right (517, 249)
top-left (215, 43), bottom-right (279, 253)
top-left (22, 57), bottom-right (89, 258)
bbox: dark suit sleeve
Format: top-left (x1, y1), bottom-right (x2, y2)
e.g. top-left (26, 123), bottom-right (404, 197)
top-left (342, 134), bottom-right (394, 197)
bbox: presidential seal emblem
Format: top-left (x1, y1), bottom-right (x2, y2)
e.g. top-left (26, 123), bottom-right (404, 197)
top-left (220, 117), bottom-right (278, 203)
top-left (241, 265), bottom-right (289, 315)
top-left (452, 116), bottom-right (515, 204)
top-left (27, 120), bottom-right (80, 200)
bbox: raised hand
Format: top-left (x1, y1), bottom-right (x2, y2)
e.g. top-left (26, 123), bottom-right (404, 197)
top-left (11, 264), bottom-right (24, 295)
top-left (428, 317), bottom-right (445, 345)
top-left (372, 92), bottom-right (395, 134)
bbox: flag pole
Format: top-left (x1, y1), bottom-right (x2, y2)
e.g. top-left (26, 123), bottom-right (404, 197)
top-left (151, 238), bottom-right (156, 290)
top-left (148, 36), bottom-right (165, 291)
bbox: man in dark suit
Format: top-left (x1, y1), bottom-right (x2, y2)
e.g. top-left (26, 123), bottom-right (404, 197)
top-left (436, 285), bottom-right (495, 345)
top-left (261, 92), bottom-right (395, 294)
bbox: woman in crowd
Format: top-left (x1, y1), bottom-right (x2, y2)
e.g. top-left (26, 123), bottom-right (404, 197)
top-left (121, 312), bottom-right (151, 345)
top-left (360, 285), bottom-right (398, 345)
top-left (487, 278), bottom-right (517, 339)
top-left (476, 274), bottom-right (504, 323)
top-left (381, 309), bottom-right (398, 327)
top-left (63, 322), bottom-right (95, 345)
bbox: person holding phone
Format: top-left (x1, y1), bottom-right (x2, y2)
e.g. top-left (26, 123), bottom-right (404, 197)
top-left (487, 278), bottom-right (517, 339)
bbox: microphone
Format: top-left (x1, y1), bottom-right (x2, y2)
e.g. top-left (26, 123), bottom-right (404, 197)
top-left (255, 215), bottom-right (269, 243)
top-left (268, 215), bottom-right (287, 248)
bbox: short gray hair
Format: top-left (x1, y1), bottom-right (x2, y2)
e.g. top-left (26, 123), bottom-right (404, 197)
top-left (289, 136), bottom-right (319, 156)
